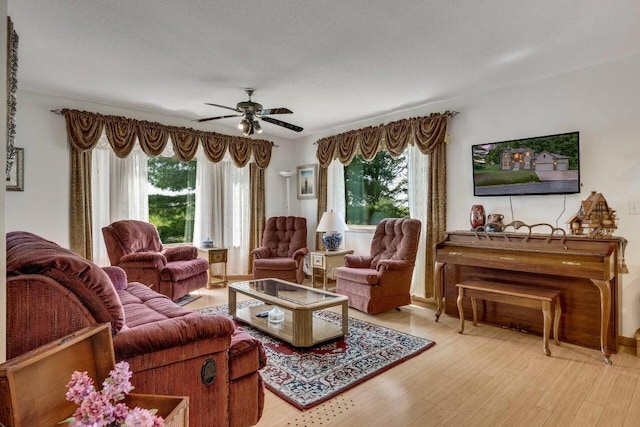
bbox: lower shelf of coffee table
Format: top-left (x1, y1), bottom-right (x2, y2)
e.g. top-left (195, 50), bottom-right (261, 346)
top-left (233, 303), bottom-right (345, 347)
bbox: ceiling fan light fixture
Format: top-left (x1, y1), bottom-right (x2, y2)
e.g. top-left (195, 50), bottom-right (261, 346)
top-left (238, 119), bottom-right (246, 130)
top-left (253, 120), bottom-right (262, 134)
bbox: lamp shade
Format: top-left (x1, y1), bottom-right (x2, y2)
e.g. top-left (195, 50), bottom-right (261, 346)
top-left (316, 211), bottom-right (348, 232)
top-left (317, 211), bottom-right (348, 251)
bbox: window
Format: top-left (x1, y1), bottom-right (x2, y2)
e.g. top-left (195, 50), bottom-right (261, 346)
top-left (147, 157), bottom-right (197, 243)
top-left (344, 151), bottom-right (409, 225)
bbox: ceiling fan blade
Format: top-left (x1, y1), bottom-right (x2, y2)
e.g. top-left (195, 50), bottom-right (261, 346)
top-left (204, 102), bottom-right (240, 113)
top-left (194, 114), bottom-right (240, 123)
top-left (259, 107), bottom-right (293, 115)
top-left (260, 116), bottom-right (303, 132)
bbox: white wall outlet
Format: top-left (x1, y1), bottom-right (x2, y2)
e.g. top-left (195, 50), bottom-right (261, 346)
top-left (630, 201), bottom-right (640, 215)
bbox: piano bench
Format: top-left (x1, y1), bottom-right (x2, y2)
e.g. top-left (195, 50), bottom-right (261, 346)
top-left (455, 280), bottom-right (562, 356)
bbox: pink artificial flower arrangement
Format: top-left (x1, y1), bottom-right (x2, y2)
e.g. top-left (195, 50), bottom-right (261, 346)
top-left (60, 361), bottom-right (164, 427)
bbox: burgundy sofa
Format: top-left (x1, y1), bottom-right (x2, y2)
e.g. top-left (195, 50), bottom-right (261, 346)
top-left (102, 219), bottom-right (209, 301)
top-left (335, 218), bottom-right (421, 314)
top-left (251, 216), bottom-right (308, 284)
top-left (6, 231), bottom-right (266, 427)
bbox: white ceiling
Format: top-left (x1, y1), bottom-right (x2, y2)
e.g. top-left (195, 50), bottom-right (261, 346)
top-left (8, 1), bottom-right (640, 140)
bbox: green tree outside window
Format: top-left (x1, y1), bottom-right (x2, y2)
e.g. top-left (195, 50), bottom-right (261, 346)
top-left (147, 157), bottom-right (196, 243)
top-left (344, 151), bottom-right (409, 225)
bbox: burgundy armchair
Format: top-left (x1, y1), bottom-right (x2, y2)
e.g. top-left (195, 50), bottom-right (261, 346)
top-left (102, 219), bottom-right (209, 301)
top-left (335, 218), bottom-right (421, 314)
top-left (251, 216), bottom-right (308, 284)
top-left (6, 231), bottom-right (266, 427)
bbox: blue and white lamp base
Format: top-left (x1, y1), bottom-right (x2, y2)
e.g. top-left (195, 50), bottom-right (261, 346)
top-left (322, 232), bottom-right (343, 251)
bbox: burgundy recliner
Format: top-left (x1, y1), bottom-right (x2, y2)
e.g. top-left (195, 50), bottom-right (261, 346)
top-left (335, 218), bottom-right (421, 314)
top-left (251, 216), bottom-right (308, 284)
top-left (102, 220), bottom-right (209, 301)
top-left (6, 231), bottom-right (266, 427)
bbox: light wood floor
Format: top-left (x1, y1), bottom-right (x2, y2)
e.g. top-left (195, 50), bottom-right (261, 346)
top-left (185, 283), bottom-right (640, 427)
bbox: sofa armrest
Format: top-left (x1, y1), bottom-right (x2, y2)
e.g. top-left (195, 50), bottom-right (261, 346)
top-left (292, 247), bottom-right (308, 261)
top-left (102, 266), bottom-right (128, 290)
top-left (7, 275), bottom-right (112, 359)
top-left (119, 252), bottom-right (167, 269)
top-left (164, 245), bottom-right (197, 262)
top-left (251, 247), bottom-right (271, 259)
top-left (344, 255), bottom-right (373, 268)
top-left (377, 259), bottom-right (412, 272)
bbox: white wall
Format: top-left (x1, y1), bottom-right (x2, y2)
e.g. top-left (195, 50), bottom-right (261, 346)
top-left (295, 54), bottom-right (640, 338)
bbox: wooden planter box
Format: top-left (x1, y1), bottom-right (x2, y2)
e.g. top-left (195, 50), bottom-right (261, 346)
top-left (0, 323), bottom-right (188, 426)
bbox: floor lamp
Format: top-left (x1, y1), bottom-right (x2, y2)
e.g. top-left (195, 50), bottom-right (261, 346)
top-left (279, 170), bottom-right (294, 215)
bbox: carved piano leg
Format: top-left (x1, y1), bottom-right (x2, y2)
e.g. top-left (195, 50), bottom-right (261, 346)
top-left (434, 261), bottom-right (445, 322)
top-left (591, 279), bottom-right (613, 365)
top-left (457, 286), bottom-right (465, 334)
top-left (471, 297), bottom-right (478, 326)
top-left (553, 299), bottom-right (561, 347)
top-left (542, 300), bottom-right (552, 356)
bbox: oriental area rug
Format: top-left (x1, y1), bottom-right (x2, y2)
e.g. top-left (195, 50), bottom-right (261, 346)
top-left (197, 301), bottom-right (435, 410)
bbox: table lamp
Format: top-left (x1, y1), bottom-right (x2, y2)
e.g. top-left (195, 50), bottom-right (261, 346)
top-left (316, 210), bottom-right (348, 251)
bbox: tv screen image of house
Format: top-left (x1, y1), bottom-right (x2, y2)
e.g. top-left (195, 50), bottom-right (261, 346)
top-left (472, 131), bottom-right (580, 196)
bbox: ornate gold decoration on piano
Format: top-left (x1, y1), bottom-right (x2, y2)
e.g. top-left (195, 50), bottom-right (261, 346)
top-left (435, 230), bottom-right (625, 365)
top-left (473, 221), bottom-right (567, 244)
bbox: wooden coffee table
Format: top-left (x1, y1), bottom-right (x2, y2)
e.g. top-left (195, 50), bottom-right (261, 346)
top-left (228, 278), bottom-right (349, 347)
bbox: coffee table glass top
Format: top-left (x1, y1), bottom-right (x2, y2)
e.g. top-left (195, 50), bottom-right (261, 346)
top-left (231, 278), bottom-right (339, 305)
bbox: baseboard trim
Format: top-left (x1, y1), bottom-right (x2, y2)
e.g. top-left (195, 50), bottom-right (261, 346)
top-left (411, 297), bottom-right (638, 356)
top-left (619, 335), bottom-right (636, 349)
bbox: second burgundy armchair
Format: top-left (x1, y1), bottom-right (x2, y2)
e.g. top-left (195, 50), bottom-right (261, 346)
top-left (102, 220), bottom-right (209, 301)
top-left (335, 218), bottom-right (421, 314)
top-left (251, 216), bottom-right (308, 284)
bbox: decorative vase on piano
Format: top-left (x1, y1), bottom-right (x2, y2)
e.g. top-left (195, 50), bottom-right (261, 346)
top-left (470, 205), bottom-right (486, 229)
top-left (486, 213), bottom-right (504, 232)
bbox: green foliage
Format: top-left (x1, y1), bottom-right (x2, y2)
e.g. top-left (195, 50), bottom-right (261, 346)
top-left (147, 157), bottom-right (196, 243)
top-left (147, 157), bottom-right (196, 192)
top-left (473, 165), bottom-right (541, 186)
top-left (344, 152), bottom-right (409, 225)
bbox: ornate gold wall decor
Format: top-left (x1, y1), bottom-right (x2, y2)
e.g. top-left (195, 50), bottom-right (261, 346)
top-left (6, 17), bottom-right (18, 181)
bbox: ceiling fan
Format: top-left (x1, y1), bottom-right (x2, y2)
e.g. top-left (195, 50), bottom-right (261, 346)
top-left (195, 88), bottom-right (303, 136)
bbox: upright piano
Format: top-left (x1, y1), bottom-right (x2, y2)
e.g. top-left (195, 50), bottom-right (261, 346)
top-left (435, 229), bottom-right (624, 364)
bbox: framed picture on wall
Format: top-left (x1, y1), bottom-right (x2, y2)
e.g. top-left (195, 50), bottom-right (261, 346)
top-left (297, 164), bottom-right (317, 199)
top-left (6, 147), bottom-right (23, 191)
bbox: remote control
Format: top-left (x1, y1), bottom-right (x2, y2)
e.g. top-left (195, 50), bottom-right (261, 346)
top-left (255, 311), bottom-right (270, 318)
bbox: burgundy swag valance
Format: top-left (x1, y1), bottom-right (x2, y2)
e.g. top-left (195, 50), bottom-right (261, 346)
top-left (315, 112), bottom-right (452, 166)
top-left (62, 109), bottom-right (273, 168)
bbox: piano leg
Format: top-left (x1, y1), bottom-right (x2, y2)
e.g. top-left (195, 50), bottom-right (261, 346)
top-left (591, 279), bottom-right (613, 365)
top-left (542, 300), bottom-right (552, 356)
top-left (434, 261), bottom-right (445, 322)
top-left (457, 286), bottom-right (465, 334)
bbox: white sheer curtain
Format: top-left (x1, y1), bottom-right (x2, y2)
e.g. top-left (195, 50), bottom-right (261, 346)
top-left (321, 149), bottom-right (427, 297)
top-left (193, 153), bottom-right (250, 275)
top-left (326, 159), bottom-right (346, 215)
top-left (407, 144), bottom-right (429, 298)
top-left (91, 135), bottom-right (149, 266)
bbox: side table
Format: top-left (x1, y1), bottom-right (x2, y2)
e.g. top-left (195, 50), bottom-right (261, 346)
top-left (310, 249), bottom-right (354, 290)
top-left (198, 247), bottom-right (228, 288)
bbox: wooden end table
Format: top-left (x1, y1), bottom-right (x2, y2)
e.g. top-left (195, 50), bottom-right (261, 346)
top-left (310, 249), bottom-right (354, 290)
top-left (198, 247), bottom-right (228, 288)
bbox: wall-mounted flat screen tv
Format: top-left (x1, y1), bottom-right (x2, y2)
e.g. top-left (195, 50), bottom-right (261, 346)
top-left (472, 131), bottom-right (580, 196)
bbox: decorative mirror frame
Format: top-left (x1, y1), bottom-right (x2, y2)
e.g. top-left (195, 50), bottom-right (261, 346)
top-left (6, 17), bottom-right (18, 181)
